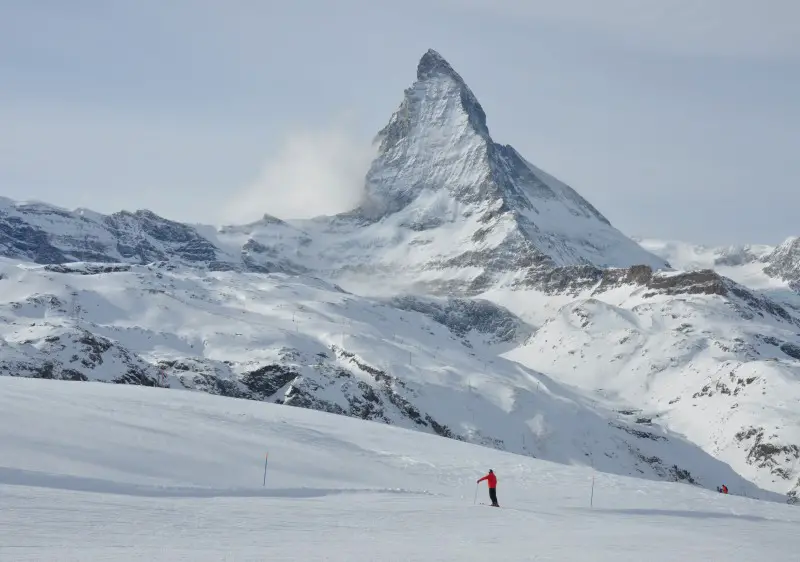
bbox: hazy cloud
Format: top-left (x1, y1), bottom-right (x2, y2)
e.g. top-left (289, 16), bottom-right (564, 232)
top-left (223, 119), bottom-right (376, 224)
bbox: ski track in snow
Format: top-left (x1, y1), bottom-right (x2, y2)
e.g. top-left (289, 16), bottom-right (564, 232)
top-left (1, 378), bottom-right (799, 561)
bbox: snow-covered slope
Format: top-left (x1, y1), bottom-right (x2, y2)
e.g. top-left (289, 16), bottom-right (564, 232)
top-left (2, 377), bottom-right (798, 561)
top-left (0, 258), bottom-right (762, 492)
top-left (501, 269), bottom-right (800, 495)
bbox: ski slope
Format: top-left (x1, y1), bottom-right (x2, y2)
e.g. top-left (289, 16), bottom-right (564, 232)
top-left (1, 377), bottom-right (798, 561)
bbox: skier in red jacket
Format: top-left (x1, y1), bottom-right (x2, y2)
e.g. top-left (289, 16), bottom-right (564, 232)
top-left (477, 469), bottom-right (499, 506)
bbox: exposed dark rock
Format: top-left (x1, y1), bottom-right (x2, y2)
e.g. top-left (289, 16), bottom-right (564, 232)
top-left (735, 426), bottom-right (800, 479)
top-left (612, 423), bottom-right (667, 441)
top-left (44, 264), bottom-right (132, 275)
top-left (390, 295), bottom-right (524, 343)
top-left (240, 364), bottom-right (300, 400)
top-left (780, 342), bottom-right (800, 361)
top-left (669, 465), bottom-right (696, 484)
top-left (0, 215), bottom-right (68, 264)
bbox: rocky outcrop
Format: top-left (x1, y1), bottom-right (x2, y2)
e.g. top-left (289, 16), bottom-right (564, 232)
top-left (764, 237), bottom-right (800, 283)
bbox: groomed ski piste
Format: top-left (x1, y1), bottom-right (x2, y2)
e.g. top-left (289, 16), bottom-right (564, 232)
top-left (2, 377), bottom-right (799, 561)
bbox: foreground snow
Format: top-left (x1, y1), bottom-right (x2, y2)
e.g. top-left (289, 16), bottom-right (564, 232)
top-left (1, 378), bottom-right (798, 561)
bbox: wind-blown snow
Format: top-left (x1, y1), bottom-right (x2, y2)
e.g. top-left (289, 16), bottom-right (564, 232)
top-left (1, 377), bottom-right (798, 561)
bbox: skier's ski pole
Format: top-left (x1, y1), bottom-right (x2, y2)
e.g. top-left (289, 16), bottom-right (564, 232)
top-left (473, 482), bottom-right (478, 504)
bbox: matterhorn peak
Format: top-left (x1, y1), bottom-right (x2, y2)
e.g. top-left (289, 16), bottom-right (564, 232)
top-left (373, 48), bottom-right (489, 155)
top-left (354, 49), bottom-right (668, 272)
top-left (416, 49), bottom-right (464, 83)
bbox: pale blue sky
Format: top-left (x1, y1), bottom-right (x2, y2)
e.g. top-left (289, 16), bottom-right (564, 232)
top-left (2, 0), bottom-right (799, 245)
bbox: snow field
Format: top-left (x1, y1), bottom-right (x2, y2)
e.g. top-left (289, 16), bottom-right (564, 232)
top-left (1, 377), bottom-right (799, 561)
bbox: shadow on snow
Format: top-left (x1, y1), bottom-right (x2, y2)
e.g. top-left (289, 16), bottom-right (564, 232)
top-left (0, 466), bottom-right (438, 499)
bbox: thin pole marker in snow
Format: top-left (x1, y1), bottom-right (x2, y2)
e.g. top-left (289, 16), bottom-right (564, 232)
top-left (588, 435), bottom-right (595, 508)
top-left (263, 452), bottom-right (269, 486)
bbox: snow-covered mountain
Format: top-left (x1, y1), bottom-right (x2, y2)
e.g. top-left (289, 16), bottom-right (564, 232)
top-left (0, 50), bottom-right (668, 295)
top-left (228, 49), bottom-right (669, 294)
top-left (2, 49), bottom-right (800, 499)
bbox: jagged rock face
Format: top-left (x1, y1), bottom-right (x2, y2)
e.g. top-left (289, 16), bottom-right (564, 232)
top-left (388, 295), bottom-right (530, 346)
top-left (0, 327), bottom-right (159, 386)
top-left (0, 202), bottom-right (72, 264)
top-left (0, 198), bottom-right (228, 269)
top-left (103, 210), bottom-right (220, 264)
top-left (361, 49), bottom-right (497, 218)
top-left (514, 263), bottom-right (799, 325)
top-left (764, 237), bottom-right (800, 283)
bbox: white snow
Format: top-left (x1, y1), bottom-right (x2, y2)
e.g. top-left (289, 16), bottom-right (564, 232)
top-left (1, 258), bottom-right (768, 495)
top-left (636, 237), bottom-right (800, 315)
top-left (500, 278), bottom-right (800, 494)
top-left (3, 47), bottom-right (800, 531)
top-left (1, 376), bottom-right (798, 561)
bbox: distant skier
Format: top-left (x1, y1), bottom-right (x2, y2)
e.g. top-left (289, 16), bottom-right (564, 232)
top-left (717, 484), bottom-right (728, 494)
top-left (477, 469), bottom-right (499, 507)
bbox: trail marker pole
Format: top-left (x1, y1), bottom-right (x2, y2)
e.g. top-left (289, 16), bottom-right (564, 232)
top-left (263, 452), bottom-right (269, 487)
top-left (590, 475), bottom-right (595, 508)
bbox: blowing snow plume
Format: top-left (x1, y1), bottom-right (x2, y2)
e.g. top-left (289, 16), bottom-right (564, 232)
top-left (223, 121), bottom-right (375, 223)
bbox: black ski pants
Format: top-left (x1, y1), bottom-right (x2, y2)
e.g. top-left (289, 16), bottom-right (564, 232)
top-left (489, 487), bottom-right (498, 505)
